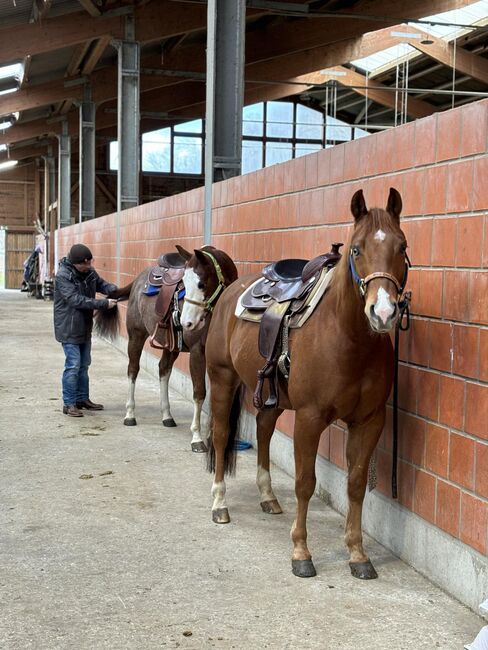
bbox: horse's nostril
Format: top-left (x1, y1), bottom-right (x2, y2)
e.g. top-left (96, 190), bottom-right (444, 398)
top-left (185, 321), bottom-right (193, 329)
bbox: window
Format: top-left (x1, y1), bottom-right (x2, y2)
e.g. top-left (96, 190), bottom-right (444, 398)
top-left (142, 129), bottom-right (171, 173)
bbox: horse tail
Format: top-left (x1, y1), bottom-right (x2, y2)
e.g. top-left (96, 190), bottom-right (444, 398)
top-left (93, 281), bottom-right (134, 341)
top-left (207, 384), bottom-right (243, 477)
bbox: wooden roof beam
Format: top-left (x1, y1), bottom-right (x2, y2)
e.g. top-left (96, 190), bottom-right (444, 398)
top-left (0, 1), bottom-right (208, 67)
top-left (407, 27), bottom-right (488, 85)
top-left (305, 66), bottom-right (435, 118)
top-left (78, 0), bottom-right (101, 18)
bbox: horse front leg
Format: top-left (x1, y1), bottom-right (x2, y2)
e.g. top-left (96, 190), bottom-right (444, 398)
top-left (345, 409), bottom-right (385, 580)
top-left (290, 409), bottom-right (326, 578)
top-left (208, 370), bottom-right (240, 524)
top-left (256, 408), bottom-right (283, 514)
top-left (159, 349), bottom-right (179, 427)
top-left (189, 343), bottom-right (207, 453)
top-left (124, 330), bottom-right (147, 426)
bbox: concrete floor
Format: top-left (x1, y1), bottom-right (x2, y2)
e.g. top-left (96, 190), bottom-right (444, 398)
top-left (0, 289), bottom-right (484, 650)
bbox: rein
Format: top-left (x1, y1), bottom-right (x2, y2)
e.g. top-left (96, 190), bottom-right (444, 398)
top-left (349, 248), bottom-right (412, 499)
top-left (183, 250), bottom-right (227, 313)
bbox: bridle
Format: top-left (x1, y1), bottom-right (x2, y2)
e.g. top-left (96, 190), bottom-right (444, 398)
top-left (349, 248), bottom-right (411, 299)
top-left (183, 250), bottom-right (227, 313)
top-left (349, 244), bottom-right (412, 501)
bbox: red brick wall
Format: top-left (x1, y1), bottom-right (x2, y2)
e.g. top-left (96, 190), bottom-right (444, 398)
top-left (58, 98), bottom-right (488, 557)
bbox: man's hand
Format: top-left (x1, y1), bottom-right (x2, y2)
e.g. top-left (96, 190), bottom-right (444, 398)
top-left (107, 299), bottom-right (118, 309)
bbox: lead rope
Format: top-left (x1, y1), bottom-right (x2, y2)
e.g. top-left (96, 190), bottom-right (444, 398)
top-left (392, 291), bottom-right (412, 498)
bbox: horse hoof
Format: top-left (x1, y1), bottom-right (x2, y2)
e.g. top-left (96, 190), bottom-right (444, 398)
top-left (163, 418), bottom-right (177, 427)
top-left (191, 441), bottom-right (208, 453)
top-left (349, 560), bottom-right (378, 580)
top-left (124, 418), bottom-right (137, 426)
top-left (212, 508), bottom-right (230, 524)
top-left (260, 499), bottom-right (283, 515)
top-left (292, 559), bottom-right (316, 578)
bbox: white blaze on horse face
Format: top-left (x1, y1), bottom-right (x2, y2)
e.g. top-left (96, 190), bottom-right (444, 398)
top-left (373, 286), bottom-right (395, 326)
top-left (374, 229), bottom-right (386, 242)
top-left (181, 267), bottom-right (206, 330)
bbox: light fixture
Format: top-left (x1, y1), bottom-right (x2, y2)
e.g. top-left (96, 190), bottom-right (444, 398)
top-left (0, 112), bottom-right (19, 130)
top-left (0, 160), bottom-right (18, 171)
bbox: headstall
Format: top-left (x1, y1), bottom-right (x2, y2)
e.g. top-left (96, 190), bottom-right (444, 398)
top-left (349, 248), bottom-right (411, 299)
top-left (183, 250), bottom-right (227, 313)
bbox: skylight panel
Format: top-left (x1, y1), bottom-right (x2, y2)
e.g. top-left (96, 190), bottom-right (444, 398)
top-left (350, 1), bottom-right (488, 75)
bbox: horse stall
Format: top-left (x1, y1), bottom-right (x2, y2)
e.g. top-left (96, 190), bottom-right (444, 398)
top-left (57, 98), bottom-right (488, 614)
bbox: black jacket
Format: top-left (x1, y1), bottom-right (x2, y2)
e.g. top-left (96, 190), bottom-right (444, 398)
top-left (54, 257), bottom-right (117, 344)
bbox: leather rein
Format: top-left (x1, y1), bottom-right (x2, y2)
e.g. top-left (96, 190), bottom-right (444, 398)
top-left (349, 247), bottom-right (412, 500)
top-left (183, 250), bottom-right (227, 313)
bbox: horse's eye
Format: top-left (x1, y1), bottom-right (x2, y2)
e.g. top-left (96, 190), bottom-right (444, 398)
top-left (352, 246), bottom-right (360, 257)
top-left (400, 243), bottom-right (407, 253)
top-left (197, 281), bottom-right (204, 290)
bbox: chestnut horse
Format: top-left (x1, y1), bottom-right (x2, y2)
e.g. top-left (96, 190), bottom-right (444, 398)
top-left (183, 188), bottom-right (409, 579)
top-left (95, 245), bottom-right (237, 452)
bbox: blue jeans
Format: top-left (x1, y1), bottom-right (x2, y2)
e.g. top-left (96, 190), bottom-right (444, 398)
top-left (62, 342), bottom-right (91, 406)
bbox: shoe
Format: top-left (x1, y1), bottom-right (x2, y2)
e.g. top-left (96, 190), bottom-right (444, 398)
top-left (63, 405), bottom-right (84, 417)
top-left (76, 399), bottom-right (104, 411)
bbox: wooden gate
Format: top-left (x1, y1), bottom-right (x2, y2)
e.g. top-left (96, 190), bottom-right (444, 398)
top-left (5, 230), bottom-right (35, 289)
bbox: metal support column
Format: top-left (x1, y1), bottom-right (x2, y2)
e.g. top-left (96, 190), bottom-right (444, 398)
top-left (204, 0), bottom-right (246, 244)
top-left (58, 121), bottom-right (71, 228)
top-left (79, 85), bottom-right (96, 222)
top-left (43, 146), bottom-right (55, 290)
top-left (116, 15), bottom-right (140, 213)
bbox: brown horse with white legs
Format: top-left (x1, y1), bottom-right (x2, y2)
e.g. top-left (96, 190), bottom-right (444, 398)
top-left (184, 188), bottom-right (409, 579)
top-left (95, 245), bottom-right (237, 452)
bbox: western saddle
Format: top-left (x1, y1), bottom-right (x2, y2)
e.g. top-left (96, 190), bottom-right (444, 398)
top-left (237, 243), bottom-right (343, 410)
top-left (144, 252), bottom-right (187, 351)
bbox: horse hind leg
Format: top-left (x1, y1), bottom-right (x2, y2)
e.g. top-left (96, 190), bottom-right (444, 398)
top-left (124, 330), bottom-right (148, 426)
top-left (159, 349), bottom-right (179, 427)
top-left (208, 371), bottom-right (241, 524)
top-left (189, 344), bottom-right (207, 453)
top-left (345, 411), bottom-right (385, 580)
top-left (256, 408), bottom-right (283, 515)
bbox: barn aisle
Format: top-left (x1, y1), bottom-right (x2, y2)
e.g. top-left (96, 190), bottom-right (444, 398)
top-left (0, 290), bottom-right (483, 650)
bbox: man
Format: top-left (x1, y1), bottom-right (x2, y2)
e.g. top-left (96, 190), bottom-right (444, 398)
top-left (54, 243), bottom-right (117, 417)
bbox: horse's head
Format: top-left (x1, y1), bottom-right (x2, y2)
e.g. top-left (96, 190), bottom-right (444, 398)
top-left (176, 244), bottom-right (237, 331)
top-left (349, 187), bottom-right (409, 333)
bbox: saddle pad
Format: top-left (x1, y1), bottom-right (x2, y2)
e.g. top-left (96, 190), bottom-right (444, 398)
top-left (143, 285), bottom-right (160, 296)
top-left (236, 266), bottom-right (335, 329)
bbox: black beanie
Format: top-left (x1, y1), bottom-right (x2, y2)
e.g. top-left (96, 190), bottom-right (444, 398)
top-left (69, 244), bottom-right (93, 264)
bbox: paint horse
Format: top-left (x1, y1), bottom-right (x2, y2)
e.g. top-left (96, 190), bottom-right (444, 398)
top-left (95, 245), bottom-right (237, 452)
top-left (183, 188), bottom-right (409, 579)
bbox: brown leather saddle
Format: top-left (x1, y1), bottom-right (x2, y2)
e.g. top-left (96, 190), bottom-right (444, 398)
top-left (144, 252), bottom-right (187, 351)
top-left (238, 243), bottom-right (342, 410)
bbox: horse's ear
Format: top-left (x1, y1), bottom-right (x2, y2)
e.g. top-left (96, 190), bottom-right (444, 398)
top-left (386, 187), bottom-right (402, 221)
top-left (351, 189), bottom-right (368, 221)
top-left (193, 248), bottom-right (210, 265)
top-left (175, 244), bottom-right (192, 261)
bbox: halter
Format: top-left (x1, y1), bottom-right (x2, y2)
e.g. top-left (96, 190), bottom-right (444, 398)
top-left (183, 250), bottom-right (227, 313)
top-left (349, 248), bottom-right (411, 299)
